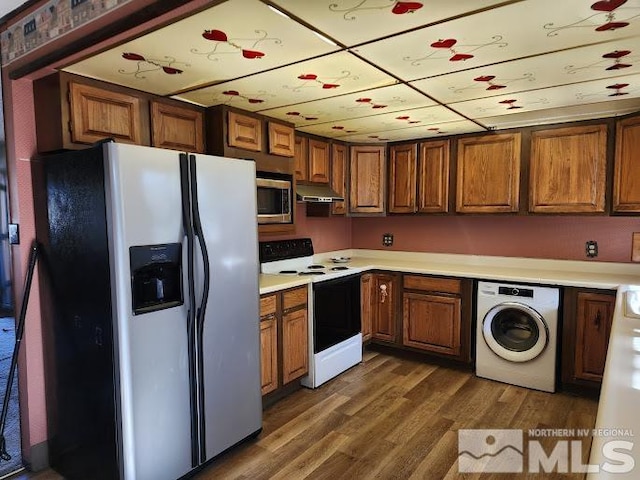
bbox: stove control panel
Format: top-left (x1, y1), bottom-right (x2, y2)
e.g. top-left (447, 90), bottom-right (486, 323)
top-left (259, 238), bottom-right (314, 263)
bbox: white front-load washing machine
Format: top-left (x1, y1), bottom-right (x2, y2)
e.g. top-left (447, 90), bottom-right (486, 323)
top-left (476, 281), bottom-right (560, 393)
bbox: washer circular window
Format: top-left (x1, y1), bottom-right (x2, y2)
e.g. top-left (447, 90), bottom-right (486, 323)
top-left (482, 302), bottom-right (549, 362)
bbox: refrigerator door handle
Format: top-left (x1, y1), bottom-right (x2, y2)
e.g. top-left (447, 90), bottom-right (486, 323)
top-left (189, 154), bottom-right (210, 464)
top-left (180, 153), bottom-right (201, 468)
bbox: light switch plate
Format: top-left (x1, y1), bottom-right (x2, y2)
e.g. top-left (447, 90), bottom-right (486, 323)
top-left (632, 233), bottom-right (640, 263)
top-left (8, 224), bottom-right (19, 245)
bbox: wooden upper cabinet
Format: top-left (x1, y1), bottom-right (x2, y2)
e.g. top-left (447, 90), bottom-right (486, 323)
top-left (418, 140), bottom-right (450, 213)
top-left (456, 133), bottom-right (521, 213)
top-left (350, 145), bottom-right (386, 214)
top-left (574, 292), bottom-right (614, 382)
top-left (613, 116), bottom-right (640, 213)
top-left (227, 111), bottom-right (262, 151)
top-left (69, 82), bottom-right (142, 145)
top-left (388, 143), bottom-right (417, 213)
top-left (529, 125), bottom-right (607, 213)
top-left (150, 101), bottom-right (204, 153)
top-left (331, 143), bottom-right (348, 215)
top-left (294, 136), bottom-right (308, 182)
top-left (308, 139), bottom-right (330, 183)
top-left (268, 122), bottom-right (295, 157)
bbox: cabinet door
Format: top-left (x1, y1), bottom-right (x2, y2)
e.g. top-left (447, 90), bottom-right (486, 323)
top-left (456, 133), bottom-right (521, 213)
top-left (228, 111), bottom-right (262, 151)
top-left (402, 292), bottom-right (461, 356)
top-left (331, 143), bottom-right (348, 215)
top-left (260, 317), bottom-right (278, 395)
top-left (268, 122), bottom-right (295, 157)
top-left (69, 82), bottom-right (142, 145)
top-left (575, 292), bottom-right (614, 382)
top-left (530, 125), bottom-right (607, 213)
top-left (418, 140), bottom-right (450, 213)
top-left (613, 116), bottom-right (640, 212)
top-left (350, 145), bottom-right (386, 214)
top-left (372, 274), bottom-right (396, 342)
top-left (151, 102), bottom-right (204, 153)
top-left (360, 273), bottom-right (373, 342)
top-left (294, 136), bottom-right (308, 182)
top-left (388, 143), bottom-right (417, 213)
top-left (308, 139), bottom-right (330, 183)
top-left (282, 308), bottom-right (309, 384)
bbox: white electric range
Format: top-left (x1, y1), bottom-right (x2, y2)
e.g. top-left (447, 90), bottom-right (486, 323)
top-left (259, 238), bottom-right (362, 388)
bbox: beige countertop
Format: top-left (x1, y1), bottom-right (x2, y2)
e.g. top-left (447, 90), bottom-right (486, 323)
top-left (259, 249), bottom-right (640, 294)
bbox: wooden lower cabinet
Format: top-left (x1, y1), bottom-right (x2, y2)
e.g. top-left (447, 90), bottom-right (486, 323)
top-left (371, 273), bottom-right (399, 342)
top-left (259, 317), bottom-right (278, 395)
top-left (259, 286), bottom-right (309, 397)
top-left (402, 275), bottom-right (471, 362)
top-left (403, 292), bottom-right (461, 356)
top-left (360, 273), bottom-right (373, 341)
top-left (282, 308), bottom-right (309, 383)
top-left (562, 288), bottom-right (615, 390)
top-left (575, 291), bottom-right (615, 382)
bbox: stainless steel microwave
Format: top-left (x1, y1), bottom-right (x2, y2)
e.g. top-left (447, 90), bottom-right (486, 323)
top-left (256, 176), bottom-right (292, 224)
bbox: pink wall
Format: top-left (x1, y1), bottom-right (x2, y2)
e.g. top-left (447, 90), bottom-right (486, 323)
top-left (259, 203), bottom-right (352, 253)
top-left (2, 73), bottom-right (46, 464)
top-left (352, 215), bottom-right (640, 263)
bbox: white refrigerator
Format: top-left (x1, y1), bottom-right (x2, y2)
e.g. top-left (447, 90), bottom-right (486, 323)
top-left (35, 142), bottom-right (262, 480)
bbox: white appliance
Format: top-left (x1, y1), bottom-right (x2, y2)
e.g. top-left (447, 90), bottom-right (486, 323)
top-left (36, 142), bottom-right (262, 480)
top-left (476, 281), bottom-right (560, 393)
top-left (259, 238), bottom-right (362, 389)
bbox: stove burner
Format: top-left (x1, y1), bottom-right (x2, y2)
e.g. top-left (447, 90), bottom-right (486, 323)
top-left (308, 265), bottom-right (326, 269)
top-left (299, 271), bottom-right (326, 276)
top-left (279, 270), bottom-right (298, 274)
top-left (331, 266), bottom-right (349, 271)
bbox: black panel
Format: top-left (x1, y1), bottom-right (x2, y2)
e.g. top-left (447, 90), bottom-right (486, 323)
top-left (130, 243), bottom-right (183, 315)
top-left (258, 238), bottom-right (313, 263)
top-left (35, 145), bottom-right (118, 480)
top-left (313, 274), bottom-right (361, 353)
top-left (498, 286), bottom-right (534, 298)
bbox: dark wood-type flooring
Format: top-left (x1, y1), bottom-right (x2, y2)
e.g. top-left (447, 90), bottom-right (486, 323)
top-left (10, 349), bottom-right (599, 480)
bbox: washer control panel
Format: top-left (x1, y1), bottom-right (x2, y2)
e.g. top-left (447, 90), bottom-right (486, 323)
top-left (498, 286), bottom-right (534, 298)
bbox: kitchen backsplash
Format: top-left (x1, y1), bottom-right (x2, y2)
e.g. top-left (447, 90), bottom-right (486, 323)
top-left (352, 216), bottom-right (640, 263)
top-left (263, 207), bottom-right (640, 262)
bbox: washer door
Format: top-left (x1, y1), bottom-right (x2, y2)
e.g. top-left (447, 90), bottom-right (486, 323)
top-left (482, 302), bottom-right (549, 362)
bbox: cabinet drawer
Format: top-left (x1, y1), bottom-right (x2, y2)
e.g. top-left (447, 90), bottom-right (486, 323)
top-left (259, 294), bottom-right (277, 317)
top-left (403, 275), bottom-right (461, 295)
top-left (282, 286), bottom-right (307, 311)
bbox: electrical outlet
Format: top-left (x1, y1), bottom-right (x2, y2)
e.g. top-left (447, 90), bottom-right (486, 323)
top-left (632, 233), bottom-right (640, 262)
top-left (382, 233), bottom-right (393, 247)
top-left (585, 240), bottom-right (598, 258)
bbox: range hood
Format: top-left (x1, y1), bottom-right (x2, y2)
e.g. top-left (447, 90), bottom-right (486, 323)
top-left (296, 184), bottom-right (344, 203)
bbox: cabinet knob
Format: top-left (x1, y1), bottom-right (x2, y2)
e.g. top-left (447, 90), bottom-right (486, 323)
top-left (380, 283), bottom-right (388, 303)
top-left (595, 311), bottom-right (601, 330)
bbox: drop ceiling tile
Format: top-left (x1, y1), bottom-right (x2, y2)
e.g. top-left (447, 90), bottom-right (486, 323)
top-left (173, 51), bottom-right (396, 108)
top-left (295, 105), bottom-right (465, 137)
top-left (451, 73), bottom-right (640, 119)
top-left (478, 97), bottom-right (640, 129)
top-left (337, 119), bottom-right (485, 142)
top-left (63, 0), bottom-right (339, 95)
top-left (355, 0), bottom-right (640, 82)
top-left (412, 39), bottom-right (640, 103)
top-left (257, 84), bottom-right (436, 126)
top-left (269, 0), bottom-right (508, 46)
